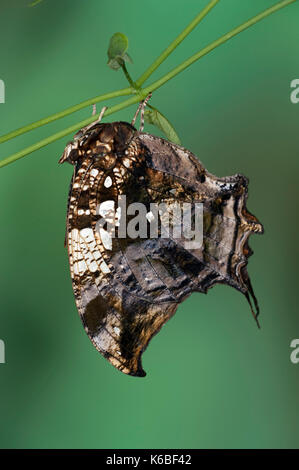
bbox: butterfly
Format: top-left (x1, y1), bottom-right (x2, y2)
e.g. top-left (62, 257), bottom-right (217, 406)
top-left (59, 101), bottom-right (263, 377)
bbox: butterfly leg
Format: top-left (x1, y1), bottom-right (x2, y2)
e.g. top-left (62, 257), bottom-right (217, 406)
top-left (131, 93), bottom-right (152, 131)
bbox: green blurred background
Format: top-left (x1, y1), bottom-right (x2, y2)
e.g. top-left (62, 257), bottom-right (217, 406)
top-left (0, 0), bottom-right (299, 449)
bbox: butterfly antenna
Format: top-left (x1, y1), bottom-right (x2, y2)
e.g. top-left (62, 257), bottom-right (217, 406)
top-left (131, 103), bottom-right (143, 127)
top-left (131, 93), bottom-right (152, 131)
top-left (98, 106), bottom-right (108, 122)
top-left (139, 93), bottom-right (152, 132)
top-left (84, 106), bottom-right (108, 133)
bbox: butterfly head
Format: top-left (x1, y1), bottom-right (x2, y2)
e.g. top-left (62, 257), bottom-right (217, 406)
top-left (59, 121), bottom-right (136, 165)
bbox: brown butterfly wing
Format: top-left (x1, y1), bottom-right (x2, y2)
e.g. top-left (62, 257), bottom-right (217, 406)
top-left (137, 132), bottom-right (263, 316)
top-left (63, 122), bottom-right (263, 377)
top-left (64, 125), bottom-right (182, 377)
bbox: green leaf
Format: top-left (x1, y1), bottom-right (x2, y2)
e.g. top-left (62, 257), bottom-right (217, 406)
top-left (144, 107), bottom-right (181, 145)
top-left (123, 52), bottom-right (133, 64)
top-left (107, 58), bottom-right (123, 70)
top-left (107, 33), bottom-right (132, 70)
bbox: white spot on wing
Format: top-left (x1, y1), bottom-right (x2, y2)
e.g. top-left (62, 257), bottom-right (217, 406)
top-left (99, 228), bottom-right (112, 250)
top-left (123, 158), bottom-right (131, 168)
top-left (104, 176), bottom-right (112, 188)
top-left (100, 261), bottom-right (110, 273)
top-left (90, 169), bottom-right (99, 177)
top-left (89, 261), bottom-right (98, 272)
top-left (97, 200), bottom-right (115, 218)
top-left (78, 209), bottom-right (90, 216)
top-left (80, 228), bottom-right (94, 242)
top-left (73, 260), bottom-right (88, 275)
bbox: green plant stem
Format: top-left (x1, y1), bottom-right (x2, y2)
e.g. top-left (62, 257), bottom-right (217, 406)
top-left (0, 87), bottom-right (132, 144)
top-left (135, 0), bottom-right (221, 88)
top-left (0, 0), bottom-right (217, 145)
top-left (136, 0), bottom-right (299, 93)
top-left (0, 0), bottom-right (297, 169)
top-left (0, 94), bottom-right (151, 169)
top-left (121, 63), bottom-right (138, 90)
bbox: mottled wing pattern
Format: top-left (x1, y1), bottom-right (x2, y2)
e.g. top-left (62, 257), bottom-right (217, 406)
top-left (62, 123), bottom-right (180, 376)
top-left (61, 121), bottom-right (263, 377)
top-left (137, 133), bottom-right (263, 307)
